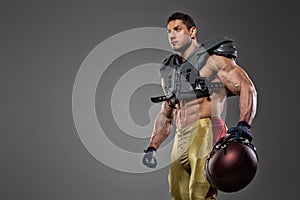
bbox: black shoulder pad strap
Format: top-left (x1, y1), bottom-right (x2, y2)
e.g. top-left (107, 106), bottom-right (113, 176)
top-left (202, 37), bottom-right (237, 59)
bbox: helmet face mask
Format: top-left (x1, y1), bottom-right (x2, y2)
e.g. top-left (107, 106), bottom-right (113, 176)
top-left (205, 136), bottom-right (258, 193)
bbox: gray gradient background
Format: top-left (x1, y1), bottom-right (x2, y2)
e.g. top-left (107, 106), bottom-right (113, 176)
top-left (2, 0), bottom-right (299, 199)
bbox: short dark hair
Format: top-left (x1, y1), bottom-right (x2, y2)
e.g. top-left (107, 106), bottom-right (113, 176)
top-left (167, 12), bottom-right (196, 30)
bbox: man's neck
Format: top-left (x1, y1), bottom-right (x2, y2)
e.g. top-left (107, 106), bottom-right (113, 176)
top-left (179, 42), bottom-right (199, 61)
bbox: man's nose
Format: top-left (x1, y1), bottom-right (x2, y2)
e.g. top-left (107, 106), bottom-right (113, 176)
top-left (169, 35), bottom-right (176, 41)
top-left (168, 32), bottom-right (176, 40)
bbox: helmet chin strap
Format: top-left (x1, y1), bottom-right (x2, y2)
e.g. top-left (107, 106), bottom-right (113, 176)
top-left (210, 134), bottom-right (258, 159)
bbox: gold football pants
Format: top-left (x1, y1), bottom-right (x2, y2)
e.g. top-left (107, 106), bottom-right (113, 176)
top-left (168, 118), bottom-right (224, 200)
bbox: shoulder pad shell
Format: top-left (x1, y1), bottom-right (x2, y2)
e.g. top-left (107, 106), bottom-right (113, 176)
top-left (162, 54), bottom-right (181, 66)
top-left (202, 37), bottom-right (237, 59)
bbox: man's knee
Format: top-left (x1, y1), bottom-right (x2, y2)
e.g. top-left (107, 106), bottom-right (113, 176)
top-left (189, 182), bottom-right (208, 200)
top-left (189, 182), bottom-right (217, 200)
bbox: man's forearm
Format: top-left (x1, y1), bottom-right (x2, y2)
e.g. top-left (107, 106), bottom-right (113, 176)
top-left (149, 111), bottom-right (175, 149)
top-left (239, 83), bottom-right (257, 125)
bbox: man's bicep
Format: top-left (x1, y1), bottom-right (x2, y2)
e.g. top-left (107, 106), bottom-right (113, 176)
top-left (161, 78), bottom-right (167, 94)
top-left (210, 55), bottom-right (251, 95)
top-left (158, 101), bottom-right (176, 120)
top-left (158, 79), bottom-right (176, 115)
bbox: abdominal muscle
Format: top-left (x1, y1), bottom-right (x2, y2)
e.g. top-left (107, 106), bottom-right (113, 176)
top-left (175, 91), bottom-right (226, 129)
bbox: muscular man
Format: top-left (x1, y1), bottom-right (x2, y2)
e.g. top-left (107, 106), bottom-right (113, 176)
top-left (143, 12), bottom-right (257, 200)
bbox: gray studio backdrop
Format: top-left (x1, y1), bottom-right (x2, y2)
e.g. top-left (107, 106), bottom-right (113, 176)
top-left (2, 0), bottom-right (299, 199)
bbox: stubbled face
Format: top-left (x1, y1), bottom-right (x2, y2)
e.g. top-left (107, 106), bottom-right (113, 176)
top-left (167, 19), bottom-right (193, 53)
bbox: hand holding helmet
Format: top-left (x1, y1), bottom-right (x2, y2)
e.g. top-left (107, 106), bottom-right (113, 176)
top-left (226, 121), bottom-right (253, 142)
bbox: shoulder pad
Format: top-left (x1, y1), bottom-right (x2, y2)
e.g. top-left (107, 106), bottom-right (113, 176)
top-left (161, 54), bottom-right (181, 68)
top-left (159, 54), bottom-right (180, 78)
top-left (201, 37), bottom-right (237, 59)
top-left (163, 54), bottom-right (181, 65)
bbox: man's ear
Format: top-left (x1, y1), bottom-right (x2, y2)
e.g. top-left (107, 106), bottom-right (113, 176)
top-left (190, 27), bottom-right (197, 39)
